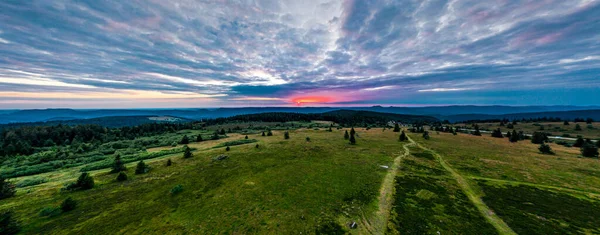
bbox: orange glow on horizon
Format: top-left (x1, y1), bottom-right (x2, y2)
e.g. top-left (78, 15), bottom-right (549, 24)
top-left (290, 96), bottom-right (334, 105)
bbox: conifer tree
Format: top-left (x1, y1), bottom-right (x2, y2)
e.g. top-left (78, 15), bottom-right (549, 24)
top-left (575, 124), bottom-right (582, 131)
top-left (399, 131), bottom-right (407, 142)
top-left (61, 198), bottom-right (77, 212)
top-left (180, 135), bottom-right (190, 145)
top-left (393, 123), bottom-right (401, 132)
top-left (220, 128), bottom-right (226, 135)
top-left (0, 177), bottom-right (16, 200)
top-left (350, 127), bottom-right (356, 136)
top-left (262, 131), bottom-right (266, 136)
top-left (509, 130), bottom-right (519, 143)
top-left (183, 145), bottom-right (193, 158)
top-left (284, 131), bottom-right (290, 139)
top-left (538, 143), bottom-right (554, 155)
top-left (166, 159), bottom-right (172, 166)
top-left (344, 130), bottom-right (349, 140)
top-left (116, 172), bottom-right (127, 181)
top-left (581, 143), bottom-right (599, 158)
top-left (245, 135), bottom-right (248, 139)
top-left (111, 154), bottom-right (126, 173)
top-left (422, 131), bottom-right (430, 140)
top-left (491, 128), bottom-right (504, 138)
top-left (135, 161), bottom-right (148, 174)
top-left (349, 132), bottom-right (356, 145)
top-left (574, 136), bottom-right (585, 147)
top-left (267, 130), bottom-right (273, 136)
top-left (211, 131), bottom-right (219, 140)
top-left (226, 146), bottom-right (231, 151)
top-left (196, 134), bottom-right (203, 142)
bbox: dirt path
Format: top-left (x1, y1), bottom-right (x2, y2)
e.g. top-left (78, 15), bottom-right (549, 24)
top-left (411, 138), bottom-right (517, 235)
top-left (362, 141), bottom-right (414, 234)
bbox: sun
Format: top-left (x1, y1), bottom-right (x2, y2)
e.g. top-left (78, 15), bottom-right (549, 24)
top-left (290, 96), bottom-right (333, 106)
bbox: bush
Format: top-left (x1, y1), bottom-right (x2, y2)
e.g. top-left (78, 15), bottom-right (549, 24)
top-left (65, 172), bottom-right (94, 191)
top-left (306, 136), bottom-right (311, 142)
top-left (166, 159), bottom-right (172, 166)
top-left (61, 197), bottom-right (77, 212)
top-left (538, 144), bottom-right (554, 155)
top-left (575, 124), bottom-right (582, 131)
top-left (15, 177), bottom-right (47, 188)
top-left (344, 130), bottom-right (349, 140)
top-left (135, 161), bottom-right (148, 174)
top-left (422, 131), bottom-right (430, 140)
top-left (0, 210), bottom-right (20, 235)
top-left (284, 131), bottom-right (290, 139)
top-left (225, 146), bottom-right (231, 151)
top-left (180, 135), bottom-right (190, 144)
top-left (116, 172), bottom-right (128, 181)
top-left (531, 132), bottom-right (549, 144)
top-left (315, 214), bottom-right (345, 235)
top-left (393, 123), bottom-right (401, 132)
top-left (581, 143), bottom-right (599, 158)
top-left (170, 184), bottom-right (183, 195)
top-left (39, 207), bottom-right (61, 217)
top-left (0, 177), bottom-right (16, 200)
top-left (574, 136), bottom-right (585, 147)
top-left (491, 128), bottom-right (504, 138)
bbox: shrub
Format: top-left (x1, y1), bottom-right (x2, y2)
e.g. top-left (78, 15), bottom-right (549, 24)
top-left (315, 214), bottom-right (345, 235)
top-left (349, 133), bottom-right (356, 145)
top-left (16, 177), bottom-right (47, 188)
top-left (110, 154), bottom-right (127, 173)
top-left (116, 172), bottom-right (128, 181)
top-left (491, 128), bottom-right (504, 138)
top-left (245, 135), bottom-right (248, 139)
top-left (135, 161), bottom-right (148, 174)
top-left (581, 143), bottom-right (599, 158)
top-left (255, 144), bottom-right (259, 148)
top-left (261, 131), bottom-right (265, 136)
top-left (65, 172), bottom-right (94, 191)
top-left (170, 184), bottom-right (183, 195)
top-left (538, 144), bottom-right (554, 155)
top-left (61, 197), bottom-right (77, 212)
top-left (166, 159), bottom-right (172, 166)
top-left (531, 132), bottom-right (548, 144)
top-left (575, 124), bottom-right (582, 131)
top-left (344, 130), bottom-right (349, 140)
top-left (422, 131), bottom-right (430, 140)
top-left (39, 207), bottom-right (61, 217)
top-left (183, 146), bottom-right (193, 159)
top-left (306, 136), bottom-right (311, 142)
top-left (267, 130), bottom-right (273, 136)
top-left (574, 136), bottom-right (585, 147)
top-left (225, 146), bottom-right (231, 151)
top-left (0, 177), bottom-right (16, 200)
top-left (0, 210), bottom-right (20, 235)
top-left (284, 131), bottom-right (290, 140)
top-left (196, 134), bottom-right (203, 142)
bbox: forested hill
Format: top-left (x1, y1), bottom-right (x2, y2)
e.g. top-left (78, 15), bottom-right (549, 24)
top-left (0, 116), bottom-right (189, 129)
top-left (208, 110), bottom-right (439, 126)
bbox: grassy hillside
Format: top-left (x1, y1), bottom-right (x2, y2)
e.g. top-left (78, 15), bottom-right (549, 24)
top-left (0, 128), bottom-right (405, 234)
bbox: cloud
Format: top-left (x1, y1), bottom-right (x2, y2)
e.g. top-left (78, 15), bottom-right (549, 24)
top-left (0, 0), bottom-right (599, 107)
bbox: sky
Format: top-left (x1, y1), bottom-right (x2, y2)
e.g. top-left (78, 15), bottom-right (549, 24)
top-left (0, 0), bottom-right (599, 108)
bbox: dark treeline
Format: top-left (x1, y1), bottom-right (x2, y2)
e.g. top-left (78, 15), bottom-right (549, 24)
top-left (0, 122), bottom-right (196, 158)
top-left (205, 110), bottom-right (438, 127)
top-left (462, 117), bottom-right (594, 124)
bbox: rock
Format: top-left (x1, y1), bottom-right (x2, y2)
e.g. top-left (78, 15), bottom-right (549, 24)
top-left (213, 154), bottom-right (229, 161)
top-left (380, 165), bottom-right (389, 169)
top-left (349, 221), bottom-right (358, 229)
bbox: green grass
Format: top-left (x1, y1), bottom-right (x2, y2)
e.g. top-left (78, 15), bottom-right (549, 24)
top-left (388, 175), bottom-right (497, 234)
top-left (479, 182), bottom-right (600, 234)
top-left (212, 139), bottom-right (258, 148)
top-left (0, 128), bottom-right (402, 234)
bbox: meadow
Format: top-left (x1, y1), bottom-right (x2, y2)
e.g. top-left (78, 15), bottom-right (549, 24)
top-left (2, 122), bottom-right (599, 234)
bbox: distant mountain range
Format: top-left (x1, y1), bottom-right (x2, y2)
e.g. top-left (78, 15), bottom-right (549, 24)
top-left (0, 106), bottom-right (598, 125)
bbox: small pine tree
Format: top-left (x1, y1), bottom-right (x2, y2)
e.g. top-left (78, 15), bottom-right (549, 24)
top-left (349, 133), bottom-right (356, 145)
top-left (306, 136), bottom-right (311, 142)
top-left (219, 129), bottom-right (226, 135)
top-left (0, 210), bottom-right (20, 235)
top-left (0, 177), bottom-right (16, 200)
top-left (180, 135), bottom-right (190, 145)
top-left (399, 131), bottom-right (407, 142)
top-left (110, 154), bottom-right (126, 173)
top-left (350, 127), bottom-right (356, 136)
top-left (422, 131), bottom-right (430, 140)
top-left (328, 126), bottom-right (332, 132)
top-left (267, 130), bottom-right (273, 136)
top-left (531, 132), bottom-right (548, 144)
top-left (226, 146), bottom-right (231, 151)
top-left (491, 128), bottom-right (504, 138)
top-left (245, 135), bottom-right (248, 139)
top-left (574, 136), bottom-right (585, 147)
top-left (166, 159), bottom-right (172, 166)
top-left (472, 125), bottom-right (482, 136)
top-left (135, 161), bottom-right (148, 174)
top-left (509, 130), bottom-right (519, 143)
top-left (116, 172), bottom-right (127, 181)
top-left (393, 123), bottom-right (400, 132)
top-left (538, 143), bottom-right (554, 155)
top-left (183, 145), bottom-right (193, 158)
top-left (255, 144), bottom-right (259, 148)
top-left (211, 131), bottom-right (219, 140)
top-left (564, 121), bottom-right (570, 125)
top-left (575, 124), bottom-right (582, 131)
top-left (67, 172), bottom-right (94, 190)
top-left (61, 197), bottom-right (77, 212)
top-left (284, 131), bottom-right (290, 139)
top-left (262, 131), bottom-right (266, 136)
top-left (344, 130), bottom-right (349, 140)
top-left (196, 134), bottom-right (203, 142)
